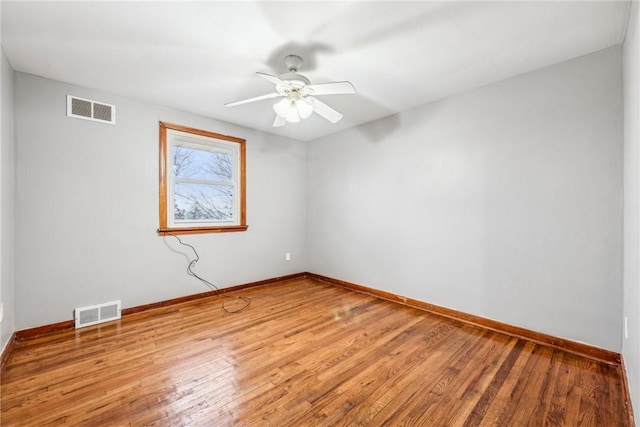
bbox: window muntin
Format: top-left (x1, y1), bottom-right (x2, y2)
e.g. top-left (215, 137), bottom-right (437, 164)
top-left (159, 122), bottom-right (247, 234)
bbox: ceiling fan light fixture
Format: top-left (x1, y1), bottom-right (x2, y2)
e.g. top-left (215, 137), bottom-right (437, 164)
top-left (273, 98), bottom-right (301, 123)
top-left (297, 98), bottom-right (313, 119)
top-left (286, 109), bottom-right (301, 123)
top-left (274, 96), bottom-right (313, 123)
top-left (273, 98), bottom-right (294, 118)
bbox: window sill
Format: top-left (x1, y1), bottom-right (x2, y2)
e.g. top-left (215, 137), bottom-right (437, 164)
top-left (157, 225), bottom-right (248, 235)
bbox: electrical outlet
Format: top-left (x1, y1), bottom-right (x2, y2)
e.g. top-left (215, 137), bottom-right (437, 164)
top-left (0, 303), bottom-right (4, 323)
top-left (285, 252), bottom-right (291, 261)
top-left (624, 316), bottom-right (628, 339)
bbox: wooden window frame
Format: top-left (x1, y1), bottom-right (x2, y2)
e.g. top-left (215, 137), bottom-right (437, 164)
top-left (158, 122), bottom-right (247, 235)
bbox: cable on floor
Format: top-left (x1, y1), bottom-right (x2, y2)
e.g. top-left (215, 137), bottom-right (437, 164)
top-left (166, 233), bottom-right (251, 314)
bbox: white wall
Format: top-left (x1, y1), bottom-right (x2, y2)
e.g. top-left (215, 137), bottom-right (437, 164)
top-left (624, 0), bottom-right (640, 421)
top-left (308, 46), bottom-right (623, 352)
top-left (13, 73), bottom-right (307, 330)
top-left (0, 47), bottom-right (15, 348)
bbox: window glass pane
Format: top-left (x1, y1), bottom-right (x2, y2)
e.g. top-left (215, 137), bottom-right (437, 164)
top-left (173, 146), bottom-right (232, 181)
top-left (174, 182), bottom-right (234, 222)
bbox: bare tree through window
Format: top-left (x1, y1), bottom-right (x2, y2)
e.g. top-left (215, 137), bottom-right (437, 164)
top-left (173, 146), bottom-right (234, 222)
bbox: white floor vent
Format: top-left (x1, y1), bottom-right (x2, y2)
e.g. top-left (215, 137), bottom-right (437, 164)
top-left (66, 95), bottom-right (116, 125)
top-left (75, 300), bottom-right (121, 329)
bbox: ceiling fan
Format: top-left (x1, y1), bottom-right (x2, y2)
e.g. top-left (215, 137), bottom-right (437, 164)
top-left (225, 55), bottom-right (356, 127)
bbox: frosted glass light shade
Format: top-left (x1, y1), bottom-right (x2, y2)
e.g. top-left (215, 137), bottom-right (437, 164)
top-left (274, 98), bottom-right (294, 118)
top-left (273, 95), bottom-right (314, 123)
top-left (297, 98), bottom-right (313, 119)
top-left (286, 107), bottom-right (301, 123)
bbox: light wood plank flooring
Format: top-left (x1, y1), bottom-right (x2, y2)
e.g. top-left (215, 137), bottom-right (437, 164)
top-left (1, 278), bottom-right (630, 426)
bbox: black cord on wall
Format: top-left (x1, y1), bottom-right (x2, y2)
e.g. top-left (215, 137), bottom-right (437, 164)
top-left (167, 233), bottom-right (251, 314)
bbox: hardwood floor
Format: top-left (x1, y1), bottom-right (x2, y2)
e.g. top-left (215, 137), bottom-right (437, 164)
top-left (1, 278), bottom-right (630, 426)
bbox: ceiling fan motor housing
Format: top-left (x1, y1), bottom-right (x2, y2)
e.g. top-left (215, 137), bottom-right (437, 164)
top-left (277, 73), bottom-right (311, 89)
top-left (278, 55), bottom-right (310, 89)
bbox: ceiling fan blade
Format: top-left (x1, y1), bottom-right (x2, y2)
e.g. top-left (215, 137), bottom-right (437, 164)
top-left (273, 115), bottom-right (286, 127)
top-left (256, 72), bottom-right (291, 88)
top-left (308, 97), bottom-right (343, 123)
top-left (306, 81), bottom-right (356, 96)
top-left (225, 92), bottom-right (281, 107)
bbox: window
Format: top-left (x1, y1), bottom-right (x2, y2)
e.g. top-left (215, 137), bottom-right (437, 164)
top-left (158, 122), bottom-right (247, 235)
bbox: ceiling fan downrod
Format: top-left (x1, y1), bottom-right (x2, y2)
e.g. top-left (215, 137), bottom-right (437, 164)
top-left (284, 54), bottom-right (303, 73)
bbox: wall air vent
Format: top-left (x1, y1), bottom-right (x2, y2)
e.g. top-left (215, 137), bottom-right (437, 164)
top-left (75, 300), bottom-right (121, 329)
top-left (67, 95), bottom-right (116, 125)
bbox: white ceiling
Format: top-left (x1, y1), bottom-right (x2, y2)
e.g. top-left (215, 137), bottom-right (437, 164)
top-left (1, 1), bottom-right (631, 142)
